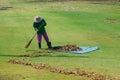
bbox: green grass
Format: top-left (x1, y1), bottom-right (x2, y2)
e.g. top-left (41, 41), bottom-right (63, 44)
top-left (0, 0), bottom-right (120, 80)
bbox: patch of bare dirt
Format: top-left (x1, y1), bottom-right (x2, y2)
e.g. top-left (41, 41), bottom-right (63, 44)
top-left (8, 59), bottom-right (118, 80)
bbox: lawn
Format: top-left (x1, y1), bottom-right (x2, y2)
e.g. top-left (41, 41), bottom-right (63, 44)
top-left (0, 0), bottom-right (120, 80)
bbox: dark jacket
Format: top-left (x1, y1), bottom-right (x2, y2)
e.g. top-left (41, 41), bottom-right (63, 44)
top-left (33, 19), bottom-right (47, 34)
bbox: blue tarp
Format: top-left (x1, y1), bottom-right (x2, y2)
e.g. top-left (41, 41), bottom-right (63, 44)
top-left (52, 46), bottom-right (99, 54)
top-left (70, 46), bottom-right (99, 54)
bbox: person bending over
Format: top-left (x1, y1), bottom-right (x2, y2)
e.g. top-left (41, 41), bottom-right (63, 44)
top-left (33, 16), bottom-right (52, 49)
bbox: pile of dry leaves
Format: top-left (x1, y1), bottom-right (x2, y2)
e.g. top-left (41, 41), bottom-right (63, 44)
top-left (54, 44), bottom-right (82, 52)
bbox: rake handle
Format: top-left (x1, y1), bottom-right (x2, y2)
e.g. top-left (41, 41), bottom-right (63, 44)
top-left (25, 24), bottom-right (43, 48)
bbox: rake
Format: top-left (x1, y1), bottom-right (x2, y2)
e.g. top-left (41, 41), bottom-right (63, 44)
top-left (25, 25), bottom-right (42, 48)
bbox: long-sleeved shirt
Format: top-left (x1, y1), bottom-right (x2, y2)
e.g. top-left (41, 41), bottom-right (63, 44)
top-left (33, 19), bottom-right (47, 34)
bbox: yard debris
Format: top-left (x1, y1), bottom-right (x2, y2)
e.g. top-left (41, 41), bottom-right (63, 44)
top-left (105, 18), bottom-right (119, 23)
top-left (19, 44), bottom-right (82, 57)
top-left (53, 44), bottom-right (82, 52)
top-left (19, 50), bottom-right (55, 57)
top-left (8, 59), bottom-right (118, 80)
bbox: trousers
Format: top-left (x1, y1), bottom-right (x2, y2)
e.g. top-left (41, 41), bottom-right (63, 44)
top-left (37, 32), bottom-right (49, 43)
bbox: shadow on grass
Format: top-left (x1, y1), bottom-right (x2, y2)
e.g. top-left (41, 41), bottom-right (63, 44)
top-left (32, 54), bottom-right (89, 58)
top-left (0, 54), bottom-right (20, 57)
top-left (0, 54), bottom-right (89, 58)
top-left (0, 49), bottom-right (89, 58)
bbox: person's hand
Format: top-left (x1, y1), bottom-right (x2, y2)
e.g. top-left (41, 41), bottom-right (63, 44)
top-left (36, 29), bottom-right (39, 32)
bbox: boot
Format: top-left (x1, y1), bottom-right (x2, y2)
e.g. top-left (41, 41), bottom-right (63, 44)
top-left (47, 42), bottom-right (52, 49)
top-left (38, 43), bottom-right (41, 49)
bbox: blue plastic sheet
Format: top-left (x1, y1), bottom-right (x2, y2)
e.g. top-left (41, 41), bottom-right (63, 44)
top-left (70, 46), bottom-right (99, 54)
top-left (52, 46), bottom-right (99, 54)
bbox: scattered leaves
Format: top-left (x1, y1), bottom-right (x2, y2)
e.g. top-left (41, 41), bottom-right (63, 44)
top-left (8, 59), bottom-right (118, 80)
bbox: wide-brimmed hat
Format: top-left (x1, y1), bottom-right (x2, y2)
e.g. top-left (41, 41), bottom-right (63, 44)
top-left (34, 16), bottom-right (42, 22)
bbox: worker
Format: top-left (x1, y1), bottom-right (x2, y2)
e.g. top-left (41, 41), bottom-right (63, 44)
top-left (33, 16), bottom-right (52, 49)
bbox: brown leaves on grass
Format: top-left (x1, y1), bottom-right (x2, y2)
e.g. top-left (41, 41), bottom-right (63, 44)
top-left (54, 44), bottom-right (82, 52)
top-left (19, 44), bottom-right (82, 57)
top-left (8, 59), bottom-right (118, 80)
top-left (105, 18), bottom-right (119, 23)
top-left (19, 50), bottom-right (55, 57)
